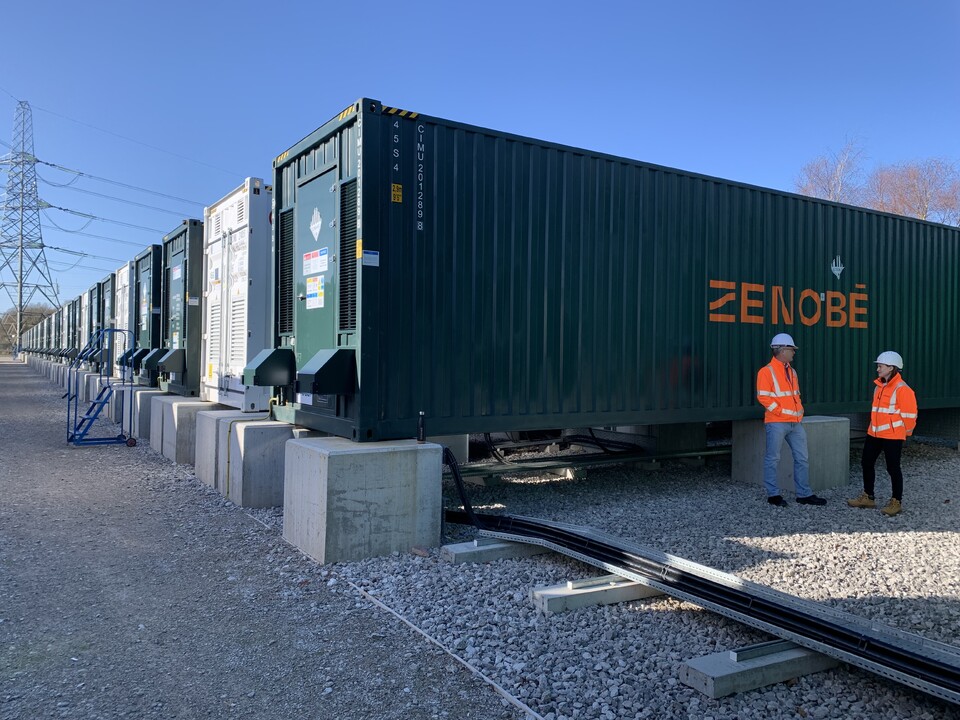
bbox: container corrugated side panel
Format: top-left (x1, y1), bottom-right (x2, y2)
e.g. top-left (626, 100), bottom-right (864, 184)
top-left (367, 108), bottom-right (960, 439)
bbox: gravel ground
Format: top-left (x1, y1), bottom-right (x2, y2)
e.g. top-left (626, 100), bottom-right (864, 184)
top-left (4, 359), bottom-right (960, 720)
top-left (0, 360), bottom-right (521, 720)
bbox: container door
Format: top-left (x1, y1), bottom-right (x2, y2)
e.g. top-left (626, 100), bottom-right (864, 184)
top-left (205, 235), bottom-right (223, 389)
top-left (138, 266), bottom-right (152, 349)
top-left (293, 167), bottom-right (338, 368)
top-left (166, 242), bottom-right (185, 350)
top-left (225, 225), bottom-right (249, 384)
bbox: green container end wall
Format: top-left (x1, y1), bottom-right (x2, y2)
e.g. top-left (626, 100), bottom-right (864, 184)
top-left (160, 220), bottom-right (204, 396)
top-left (134, 245), bottom-right (163, 352)
top-left (271, 98), bottom-right (960, 441)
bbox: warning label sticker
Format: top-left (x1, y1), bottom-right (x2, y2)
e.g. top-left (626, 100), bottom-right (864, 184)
top-left (305, 275), bottom-right (324, 309)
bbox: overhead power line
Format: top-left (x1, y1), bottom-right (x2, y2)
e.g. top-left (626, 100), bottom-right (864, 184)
top-left (43, 244), bottom-right (126, 264)
top-left (34, 158), bottom-right (204, 206)
top-left (40, 202), bottom-right (166, 233)
top-left (32, 104), bottom-right (242, 178)
top-left (38, 177), bottom-right (193, 217)
top-left (39, 220), bottom-right (147, 248)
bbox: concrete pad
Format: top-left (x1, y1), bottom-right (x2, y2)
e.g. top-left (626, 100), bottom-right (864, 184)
top-left (68, 371), bottom-right (94, 402)
top-left (531, 574), bottom-right (664, 613)
top-left (134, 390), bottom-right (168, 440)
top-left (223, 420), bottom-right (319, 507)
top-left (84, 374), bottom-right (107, 404)
top-left (428, 434), bottom-right (469, 464)
top-left (194, 410), bottom-right (268, 487)
top-left (732, 416), bottom-right (850, 493)
top-left (680, 639), bottom-right (840, 698)
top-left (440, 537), bottom-right (552, 564)
top-left (157, 398), bottom-right (224, 465)
top-left (217, 417), bottom-right (281, 495)
top-left (283, 438), bottom-right (442, 563)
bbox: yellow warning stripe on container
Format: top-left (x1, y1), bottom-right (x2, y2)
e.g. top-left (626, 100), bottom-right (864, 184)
top-left (338, 104), bottom-right (357, 121)
top-left (382, 106), bottom-right (420, 120)
top-left (274, 150), bottom-right (289, 166)
top-left (356, 239), bottom-right (363, 259)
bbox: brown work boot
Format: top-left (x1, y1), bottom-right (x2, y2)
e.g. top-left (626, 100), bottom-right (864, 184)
top-left (881, 498), bottom-right (902, 516)
top-left (847, 491), bottom-right (876, 509)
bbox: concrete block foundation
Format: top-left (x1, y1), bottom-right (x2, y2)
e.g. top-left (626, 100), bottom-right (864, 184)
top-left (284, 438), bottom-right (442, 563)
top-left (134, 390), bottom-right (168, 440)
top-left (195, 410), bottom-right (267, 487)
top-left (151, 397), bottom-right (224, 465)
top-left (732, 416), bottom-right (850, 494)
top-left (222, 420), bottom-right (319, 507)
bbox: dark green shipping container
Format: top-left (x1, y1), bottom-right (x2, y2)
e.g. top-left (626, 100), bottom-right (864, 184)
top-left (157, 220), bottom-right (204, 396)
top-left (129, 244), bottom-right (163, 385)
top-left (259, 98), bottom-right (960, 441)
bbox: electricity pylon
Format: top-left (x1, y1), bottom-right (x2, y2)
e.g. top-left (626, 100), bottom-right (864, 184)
top-left (0, 100), bottom-right (59, 351)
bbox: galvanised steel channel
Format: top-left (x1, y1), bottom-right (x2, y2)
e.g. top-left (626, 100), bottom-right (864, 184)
top-left (445, 510), bottom-right (960, 705)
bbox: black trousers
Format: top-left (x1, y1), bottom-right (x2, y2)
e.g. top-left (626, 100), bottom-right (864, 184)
top-left (861, 434), bottom-right (904, 501)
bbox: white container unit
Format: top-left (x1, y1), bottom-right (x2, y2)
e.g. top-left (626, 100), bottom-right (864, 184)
top-left (79, 293), bottom-right (90, 349)
top-left (201, 177), bottom-right (272, 411)
top-left (113, 261), bottom-right (136, 378)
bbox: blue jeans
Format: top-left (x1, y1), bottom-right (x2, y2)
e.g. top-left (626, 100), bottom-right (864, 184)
top-left (763, 422), bottom-right (813, 498)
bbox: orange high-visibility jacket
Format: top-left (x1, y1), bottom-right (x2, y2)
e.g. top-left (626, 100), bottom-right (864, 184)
top-left (756, 359), bottom-right (803, 423)
top-left (868, 373), bottom-right (918, 440)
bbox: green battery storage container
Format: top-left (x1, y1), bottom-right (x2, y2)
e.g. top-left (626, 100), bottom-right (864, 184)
top-left (97, 272), bottom-right (117, 373)
top-left (156, 220), bottom-right (204, 396)
top-left (131, 245), bottom-right (164, 386)
top-left (113, 261), bottom-right (136, 378)
top-left (253, 98), bottom-right (960, 441)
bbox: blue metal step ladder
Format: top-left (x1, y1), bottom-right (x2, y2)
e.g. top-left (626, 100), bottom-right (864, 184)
top-left (66, 329), bottom-right (137, 447)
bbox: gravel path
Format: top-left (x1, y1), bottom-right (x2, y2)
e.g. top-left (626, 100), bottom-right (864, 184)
top-left (5, 358), bottom-right (960, 720)
top-left (0, 360), bottom-right (521, 720)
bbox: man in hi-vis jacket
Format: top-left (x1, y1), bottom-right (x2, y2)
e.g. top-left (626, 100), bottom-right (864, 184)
top-left (756, 333), bottom-right (827, 507)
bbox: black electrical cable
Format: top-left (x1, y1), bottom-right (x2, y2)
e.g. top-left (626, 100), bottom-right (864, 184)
top-left (442, 446), bottom-right (484, 530)
top-left (445, 510), bottom-right (960, 700)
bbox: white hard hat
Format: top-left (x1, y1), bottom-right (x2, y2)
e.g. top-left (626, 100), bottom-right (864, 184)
top-left (875, 351), bottom-right (903, 369)
top-left (770, 333), bottom-right (798, 349)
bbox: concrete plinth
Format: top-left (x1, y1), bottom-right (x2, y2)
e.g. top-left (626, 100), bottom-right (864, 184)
top-left (283, 438), bottom-right (442, 563)
top-left (680, 640), bottom-right (839, 698)
top-left (135, 390), bottom-right (168, 440)
top-left (68, 371), bottom-right (94, 401)
top-left (151, 397), bottom-right (223, 465)
top-left (530, 574), bottom-right (663, 614)
top-left (83, 373), bottom-right (107, 404)
top-left (427, 434), bottom-right (469, 463)
top-left (221, 420), bottom-right (319, 507)
top-left (194, 410), bottom-right (268, 487)
top-left (732, 416), bottom-right (850, 493)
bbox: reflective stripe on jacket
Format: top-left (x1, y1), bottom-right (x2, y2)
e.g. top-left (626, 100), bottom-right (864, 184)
top-left (756, 359), bottom-right (803, 423)
top-left (868, 373), bottom-right (918, 440)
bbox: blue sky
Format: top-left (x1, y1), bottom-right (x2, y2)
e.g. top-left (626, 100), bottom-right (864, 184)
top-left (2, 0), bottom-right (958, 308)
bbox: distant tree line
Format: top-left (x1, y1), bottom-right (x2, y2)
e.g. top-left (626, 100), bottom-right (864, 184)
top-left (0, 304), bottom-right (54, 355)
top-left (795, 139), bottom-right (960, 226)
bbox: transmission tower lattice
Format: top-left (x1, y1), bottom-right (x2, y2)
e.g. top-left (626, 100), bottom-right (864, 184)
top-left (0, 100), bottom-right (59, 350)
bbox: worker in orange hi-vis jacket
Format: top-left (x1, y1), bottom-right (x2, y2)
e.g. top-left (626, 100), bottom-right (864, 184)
top-left (755, 333), bottom-right (827, 508)
top-left (847, 351), bottom-right (918, 517)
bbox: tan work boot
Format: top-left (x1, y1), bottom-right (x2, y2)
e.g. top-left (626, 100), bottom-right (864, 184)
top-left (881, 498), bottom-right (902, 516)
top-left (847, 491), bottom-right (876, 509)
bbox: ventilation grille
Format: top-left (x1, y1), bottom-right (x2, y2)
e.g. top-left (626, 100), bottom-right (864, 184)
top-left (213, 213), bottom-right (222, 236)
top-left (338, 180), bottom-right (357, 332)
top-left (278, 209), bottom-right (294, 334)
top-left (237, 198), bottom-right (245, 225)
top-left (229, 297), bottom-right (246, 366)
top-left (208, 308), bottom-right (221, 366)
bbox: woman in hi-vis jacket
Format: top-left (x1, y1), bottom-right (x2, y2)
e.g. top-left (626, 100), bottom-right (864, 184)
top-left (847, 351), bottom-right (918, 517)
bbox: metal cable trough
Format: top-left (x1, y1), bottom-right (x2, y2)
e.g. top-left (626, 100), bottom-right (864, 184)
top-left (445, 510), bottom-right (960, 706)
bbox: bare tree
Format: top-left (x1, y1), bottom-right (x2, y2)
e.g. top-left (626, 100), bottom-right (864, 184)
top-left (863, 158), bottom-right (960, 225)
top-left (795, 138), bottom-right (866, 205)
